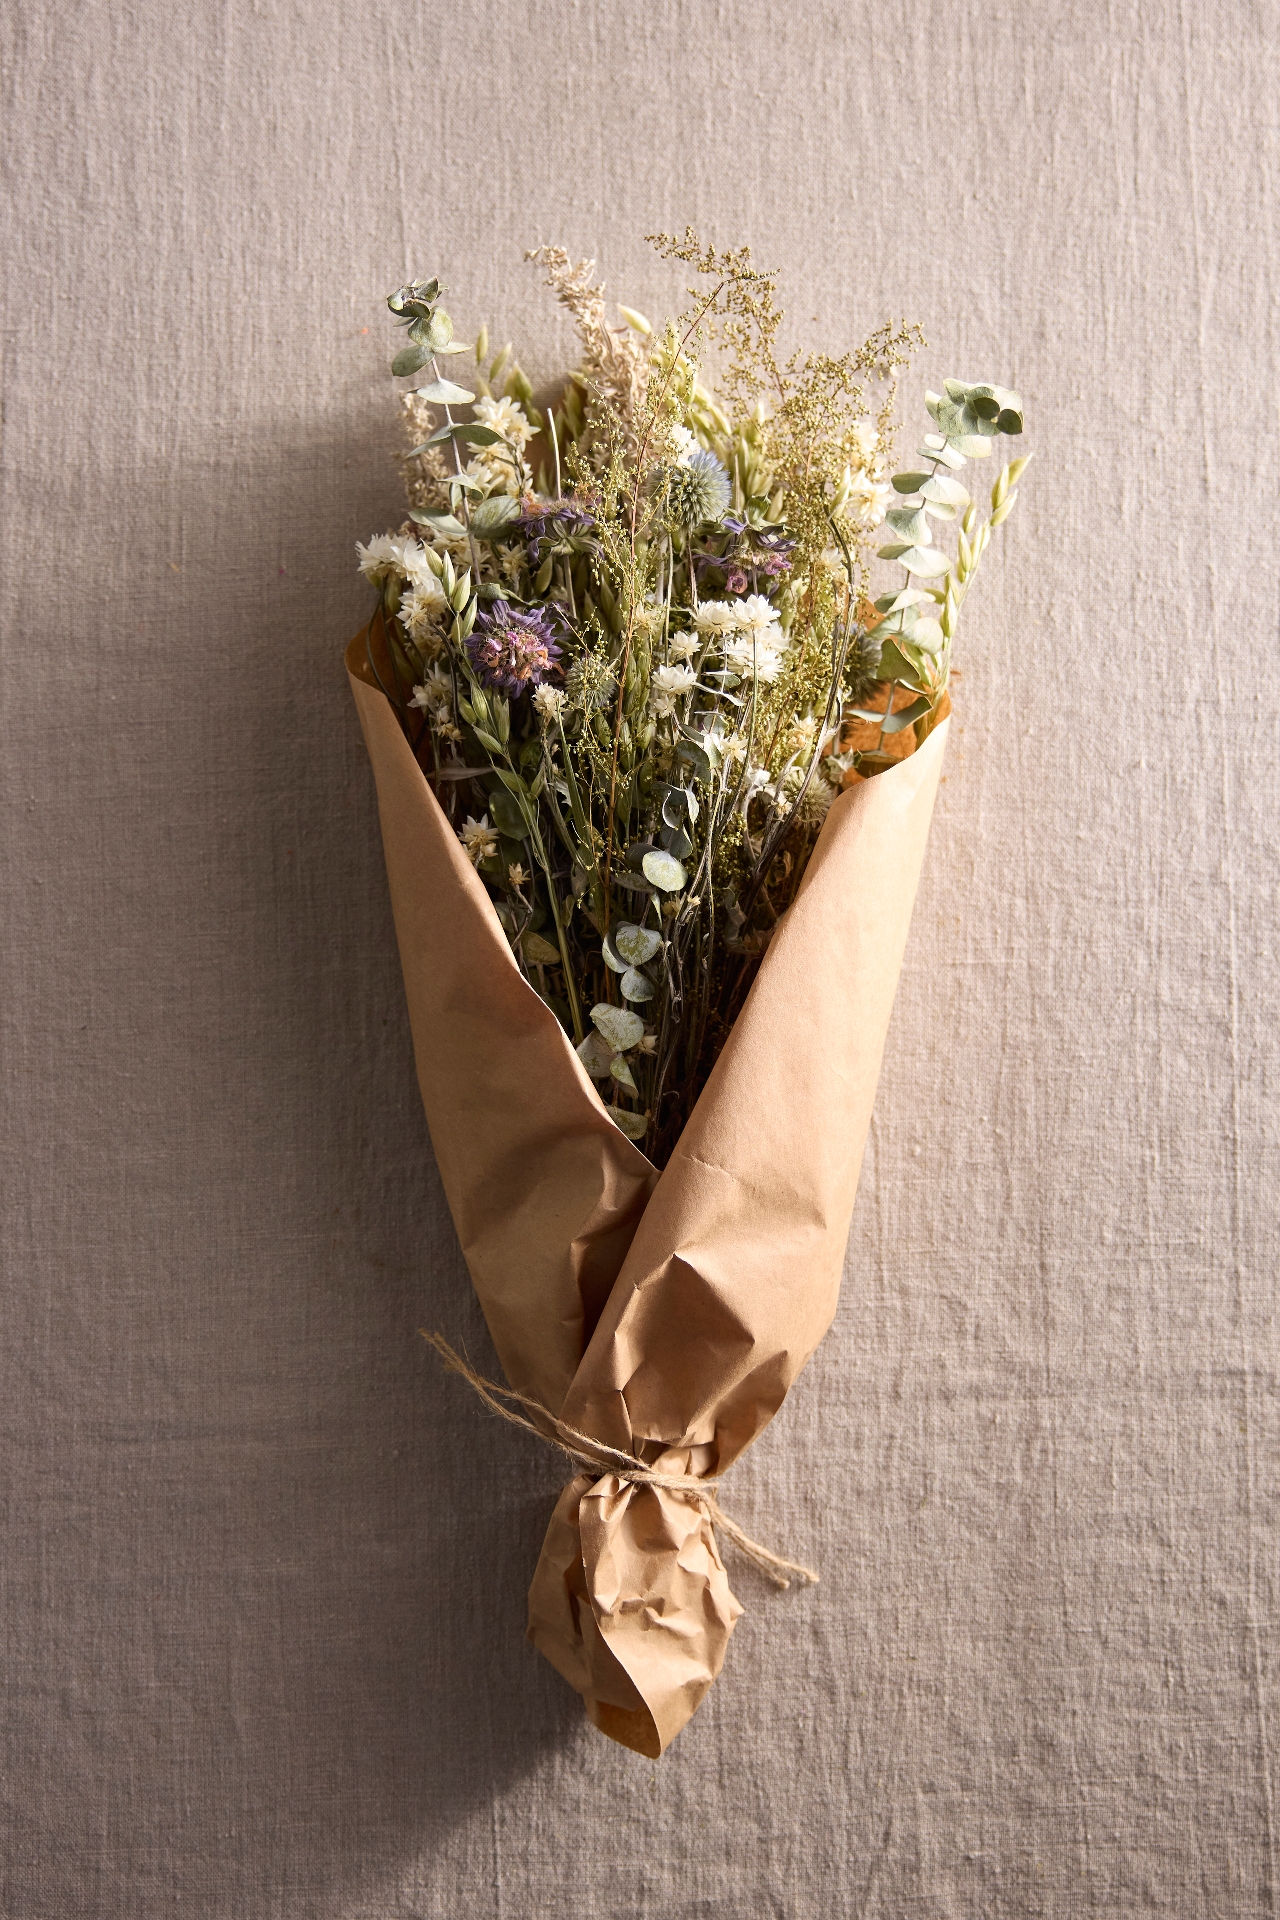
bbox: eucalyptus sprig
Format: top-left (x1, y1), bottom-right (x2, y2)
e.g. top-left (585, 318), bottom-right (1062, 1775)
top-left (842, 379), bottom-right (1032, 771)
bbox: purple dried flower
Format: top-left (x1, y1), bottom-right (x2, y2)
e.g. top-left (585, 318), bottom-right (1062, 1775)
top-left (466, 600), bottom-right (562, 696)
top-left (725, 566), bottom-right (749, 594)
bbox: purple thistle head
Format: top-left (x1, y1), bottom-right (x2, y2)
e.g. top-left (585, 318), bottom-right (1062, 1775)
top-left (466, 600), bottom-right (562, 696)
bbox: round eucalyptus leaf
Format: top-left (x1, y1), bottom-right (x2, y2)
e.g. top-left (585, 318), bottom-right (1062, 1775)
top-left (607, 1105), bottom-right (649, 1141)
top-left (575, 1031), bottom-right (615, 1080)
top-left (620, 968), bottom-right (655, 1004)
top-left (919, 474), bottom-right (970, 506)
top-left (615, 924), bottom-right (662, 967)
top-left (416, 377), bottom-right (476, 406)
top-left (609, 1053), bottom-right (638, 1092)
top-left (600, 934), bottom-right (628, 975)
top-left (884, 507), bottom-right (932, 545)
top-left (641, 850), bottom-right (686, 892)
top-left (892, 472), bottom-right (931, 493)
top-left (898, 546), bottom-right (953, 579)
top-left (591, 1004), bottom-right (645, 1052)
top-left (392, 343), bottom-right (429, 378)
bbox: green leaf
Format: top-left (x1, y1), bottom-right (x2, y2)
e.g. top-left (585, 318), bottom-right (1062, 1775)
top-left (918, 441), bottom-right (967, 471)
top-left (415, 377), bottom-right (476, 406)
top-left (873, 589), bottom-right (928, 614)
top-left (576, 1031), bottom-right (614, 1080)
top-left (949, 436), bottom-right (993, 459)
top-left (521, 930), bottom-right (561, 966)
top-left (601, 933), bottom-right (627, 974)
top-left (892, 472), bottom-right (932, 493)
top-left (876, 638), bottom-right (929, 685)
top-left (607, 1105), bottom-right (649, 1141)
top-left (609, 1053), bottom-right (639, 1092)
top-left (884, 507), bottom-right (932, 544)
top-left (880, 695), bottom-right (933, 735)
top-left (919, 474), bottom-right (969, 507)
top-left (392, 344), bottom-right (429, 378)
top-left (426, 423), bottom-right (506, 448)
top-left (615, 924), bottom-right (662, 966)
top-left (620, 968), bottom-right (655, 1003)
top-left (897, 546), bottom-right (952, 579)
top-left (410, 510), bottom-right (467, 538)
top-left (472, 729), bottom-right (503, 755)
top-left (488, 787), bottom-right (527, 839)
top-left (591, 1004), bottom-right (645, 1052)
top-left (641, 849), bottom-right (686, 892)
top-left (426, 309), bottom-right (454, 351)
top-left (469, 495), bottom-right (520, 538)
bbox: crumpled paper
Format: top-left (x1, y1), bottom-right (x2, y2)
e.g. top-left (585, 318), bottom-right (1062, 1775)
top-left (348, 633), bottom-right (949, 1755)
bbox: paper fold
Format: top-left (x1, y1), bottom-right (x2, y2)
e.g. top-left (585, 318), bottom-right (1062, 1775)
top-left (348, 633), bottom-right (948, 1754)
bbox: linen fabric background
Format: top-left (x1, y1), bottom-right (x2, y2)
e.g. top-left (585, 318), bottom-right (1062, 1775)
top-left (2, 0), bottom-right (1277, 1913)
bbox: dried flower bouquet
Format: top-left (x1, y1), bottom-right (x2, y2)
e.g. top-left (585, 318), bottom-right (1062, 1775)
top-left (346, 233), bottom-right (1029, 1754)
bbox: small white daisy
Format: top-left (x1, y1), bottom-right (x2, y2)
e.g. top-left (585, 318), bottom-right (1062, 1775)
top-left (409, 666), bottom-right (452, 712)
top-left (649, 663), bottom-right (696, 717)
top-left (693, 599), bottom-right (738, 634)
top-left (355, 534), bottom-right (403, 583)
top-left (458, 815), bottom-right (499, 865)
top-left (533, 684), bottom-right (566, 723)
top-left (730, 594), bottom-right (778, 634)
top-left (473, 394), bottom-right (535, 447)
top-left (722, 630), bottom-right (788, 683)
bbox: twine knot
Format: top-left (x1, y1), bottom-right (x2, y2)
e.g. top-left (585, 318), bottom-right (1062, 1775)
top-left (421, 1331), bottom-right (819, 1591)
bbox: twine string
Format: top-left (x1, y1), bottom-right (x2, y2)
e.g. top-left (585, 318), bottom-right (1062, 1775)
top-left (421, 1331), bottom-right (819, 1591)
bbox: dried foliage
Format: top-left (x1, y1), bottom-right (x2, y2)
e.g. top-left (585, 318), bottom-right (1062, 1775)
top-left (356, 238), bottom-right (1029, 1162)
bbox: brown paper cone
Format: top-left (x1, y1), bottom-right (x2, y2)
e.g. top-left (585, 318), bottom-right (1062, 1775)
top-left (347, 633), bottom-right (949, 1756)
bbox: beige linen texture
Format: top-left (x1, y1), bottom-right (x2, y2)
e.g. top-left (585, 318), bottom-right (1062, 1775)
top-left (3, 0), bottom-right (1279, 1913)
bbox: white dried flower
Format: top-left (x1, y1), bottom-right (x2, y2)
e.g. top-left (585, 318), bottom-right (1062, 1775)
top-left (394, 536), bottom-right (432, 584)
top-left (356, 534), bottom-right (404, 583)
top-left (473, 394), bottom-right (536, 447)
top-left (409, 666), bottom-right (452, 712)
top-left (669, 423), bottom-right (698, 467)
top-left (722, 629), bottom-right (788, 683)
top-left (849, 422), bottom-right (879, 464)
top-left (667, 633), bottom-right (699, 662)
top-left (650, 663), bottom-right (696, 717)
top-left (398, 575), bottom-right (449, 643)
top-left (533, 684), bottom-right (566, 723)
top-left (693, 599), bottom-right (738, 634)
top-left (844, 468), bottom-right (892, 527)
top-left (730, 593), bottom-right (778, 634)
top-left (458, 815), bottom-right (499, 865)
top-left (507, 862), bottom-right (528, 889)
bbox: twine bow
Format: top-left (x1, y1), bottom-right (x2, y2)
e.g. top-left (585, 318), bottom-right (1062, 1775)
top-left (422, 1331), bottom-right (819, 1591)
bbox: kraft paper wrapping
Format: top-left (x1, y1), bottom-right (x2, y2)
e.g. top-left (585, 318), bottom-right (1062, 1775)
top-left (347, 635), bottom-right (949, 1756)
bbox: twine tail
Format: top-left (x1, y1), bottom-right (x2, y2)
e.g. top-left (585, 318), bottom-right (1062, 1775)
top-left (420, 1330), bottom-right (819, 1592)
top-left (701, 1493), bottom-right (819, 1592)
